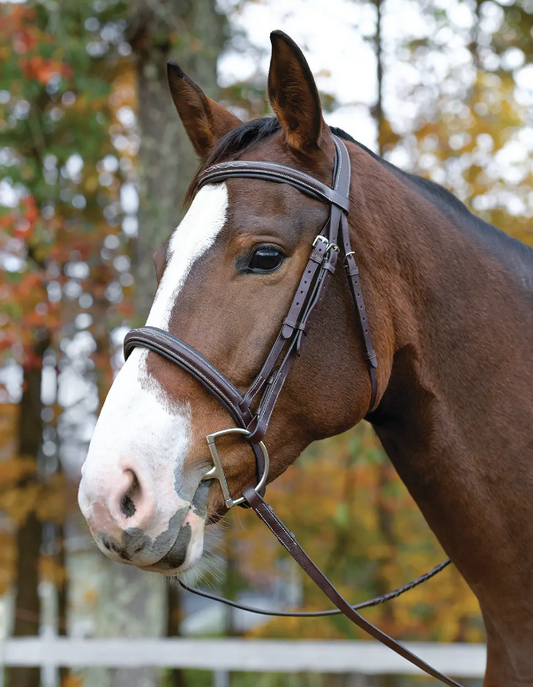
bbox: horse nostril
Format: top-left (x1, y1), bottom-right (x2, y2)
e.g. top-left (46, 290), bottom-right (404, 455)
top-left (120, 494), bottom-right (136, 518)
top-left (119, 469), bottom-right (140, 518)
top-left (120, 470), bottom-right (140, 518)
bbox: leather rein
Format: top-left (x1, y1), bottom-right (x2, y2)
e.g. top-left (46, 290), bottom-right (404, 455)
top-left (124, 136), bottom-right (461, 687)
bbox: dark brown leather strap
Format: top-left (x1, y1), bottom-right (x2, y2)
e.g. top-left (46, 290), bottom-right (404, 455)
top-left (123, 327), bottom-right (266, 491)
top-left (239, 226), bottom-right (331, 418)
top-left (243, 488), bottom-right (463, 687)
top-left (198, 160), bottom-right (350, 213)
top-left (340, 213), bottom-right (378, 410)
top-left (246, 231), bottom-right (340, 444)
top-left (124, 327), bottom-right (252, 424)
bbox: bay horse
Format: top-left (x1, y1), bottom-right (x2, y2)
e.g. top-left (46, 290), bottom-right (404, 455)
top-left (78, 31), bottom-right (533, 685)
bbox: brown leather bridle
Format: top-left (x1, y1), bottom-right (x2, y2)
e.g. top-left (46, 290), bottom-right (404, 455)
top-left (124, 137), bottom-right (461, 687)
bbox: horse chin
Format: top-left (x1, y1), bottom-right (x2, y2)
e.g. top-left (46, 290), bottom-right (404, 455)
top-left (138, 503), bottom-right (207, 576)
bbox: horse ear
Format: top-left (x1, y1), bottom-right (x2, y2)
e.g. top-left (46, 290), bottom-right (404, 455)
top-left (167, 62), bottom-right (242, 159)
top-left (267, 31), bottom-right (329, 154)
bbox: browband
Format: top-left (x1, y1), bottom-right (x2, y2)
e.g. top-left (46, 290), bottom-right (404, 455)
top-left (197, 159), bottom-right (350, 212)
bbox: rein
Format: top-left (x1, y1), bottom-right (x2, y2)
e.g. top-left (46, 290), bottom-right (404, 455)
top-left (124, 137), bottom-right (462, 687)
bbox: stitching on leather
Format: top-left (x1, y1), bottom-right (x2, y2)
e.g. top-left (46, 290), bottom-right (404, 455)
top-left (199, 168), bottom-right (348, 211)
top-left (246, 374), bottom-right (264, 397)
top-left (243, 374), bottom-right (265, 405)
top-left (334, 139), bottom-right (342, 191)
top-left (201, 160), bottom-right (322, 187)
top-left (130, 336), bottom-right (243, 420)
top-left (254, 506), bottom-right (294, 545)
top-left (152, 330), bottom-right (241, 394)
top-left (256, 505), bottom-right (294, 542)
top-left (345, 142), bottom-right (352, 197)
top-left (254, 351), bottom-right (294, 435)
top-left (255, 510), bottom-right (281, 541)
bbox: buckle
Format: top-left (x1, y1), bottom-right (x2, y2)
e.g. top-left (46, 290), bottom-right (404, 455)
top-left (313, 236), bottom-right (340, 255)
top-left (312, 235), bottom-right (329, 248)
top-left (200, 428), bottom-right (269, 509)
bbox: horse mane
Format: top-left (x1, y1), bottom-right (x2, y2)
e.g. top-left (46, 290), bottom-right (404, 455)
top-left (187, 116), bottom-right (533, 278)
top-left (343, 134), bottom-right (533, 274)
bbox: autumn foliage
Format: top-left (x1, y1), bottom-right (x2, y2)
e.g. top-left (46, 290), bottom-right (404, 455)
top-left (0, 0), bottom-right (532, 661)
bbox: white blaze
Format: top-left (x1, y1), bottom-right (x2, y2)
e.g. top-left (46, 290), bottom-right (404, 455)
top-left (147, 183), bottom-right (229, 329)
top-left (79, 183), bottom-right (228, 550)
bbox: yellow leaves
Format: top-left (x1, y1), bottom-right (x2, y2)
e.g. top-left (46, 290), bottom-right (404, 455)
top-left (379, 118), bottom-right (401, 153)
top-left (35, 473), bottom-right (66, 523)
top-left (84, 175), bottom-right (99, 193)
top-left (39, 555), bottom-right (66, 587)
top-left (0, 482), bottom-right (40, 526)
top-left (247, 613), bottom-right (346, 641)
top-left (61, 675), bottom-right (83, 687)
top-left (0, 531), bottom-right (15, 596)
top-left (0, 457), bottom-right (36, 482)
top-left (0, 459), bottom-right (66, 525)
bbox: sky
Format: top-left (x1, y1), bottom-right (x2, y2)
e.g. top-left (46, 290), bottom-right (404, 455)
top-left (218, 0), bottom-right (532, 177)
top-left (219, 0), bottom-right (379, 147)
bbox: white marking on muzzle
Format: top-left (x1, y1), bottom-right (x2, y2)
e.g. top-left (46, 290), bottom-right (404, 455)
top-left (79, 183), bottom-right (228, 557)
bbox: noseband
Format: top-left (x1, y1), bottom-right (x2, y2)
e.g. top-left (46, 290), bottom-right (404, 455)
top-left (123, 137), bottom-right (461, 687)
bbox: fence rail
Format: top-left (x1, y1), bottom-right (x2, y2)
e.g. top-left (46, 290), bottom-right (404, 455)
top-left (0, 639), bottom-right (486, 676)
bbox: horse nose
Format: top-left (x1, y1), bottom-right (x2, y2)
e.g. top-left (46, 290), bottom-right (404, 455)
top-left (78, 464), bottom-right (158, 543)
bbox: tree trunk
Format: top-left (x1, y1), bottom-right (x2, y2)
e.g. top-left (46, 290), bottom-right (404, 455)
top-left (57, 524), bottom-right (69, 686)
top-left (166, 584), bottom-right (187, 687)
top-left (375, 0), bottom-right (384, 156)
top-left (128, 0), bottom-right (227, 320)
top-left (7, 348), bottom-right (46, 687)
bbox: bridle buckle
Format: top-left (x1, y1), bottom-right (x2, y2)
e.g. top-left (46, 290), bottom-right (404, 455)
top-left (312, 235), bottom-right (329, 248)
top-left (313, 235), bottom-right (339, 255)
top-left (201, 428), bottom-right (270, 509)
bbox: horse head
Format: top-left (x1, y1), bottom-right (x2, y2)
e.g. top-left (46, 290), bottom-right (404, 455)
top-left (78, 32), bottom-right (385, 575)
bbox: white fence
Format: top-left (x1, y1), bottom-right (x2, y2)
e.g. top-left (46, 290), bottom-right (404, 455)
top-left (0, 639), bottom-right (486, 677)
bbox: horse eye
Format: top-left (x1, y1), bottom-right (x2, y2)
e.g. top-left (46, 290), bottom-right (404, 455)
top-left (248, 246), bottom-right (284, 273)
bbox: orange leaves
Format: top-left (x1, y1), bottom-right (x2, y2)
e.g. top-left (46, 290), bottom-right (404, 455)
top-left (22, 56), bottom-right (72, 86)
top-left (0, 4), bottom-right (70, 85)
top-left (0, 459), bottom-right (66, 526)
top-left (247, 613), bottom-right (347, 641)
top-left (20, 195), bottom-right (39, 226)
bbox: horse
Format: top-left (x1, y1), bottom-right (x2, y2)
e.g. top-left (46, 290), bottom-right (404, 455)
top-left (78, 30), bottom-right (533, 686)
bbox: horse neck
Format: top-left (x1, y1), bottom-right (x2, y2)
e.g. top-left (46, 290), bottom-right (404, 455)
top-left (352, 151), bottom-right (533, 618)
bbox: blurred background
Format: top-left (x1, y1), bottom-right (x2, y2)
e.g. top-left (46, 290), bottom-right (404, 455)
top-left (0, 0), bottom-right (532, 685)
